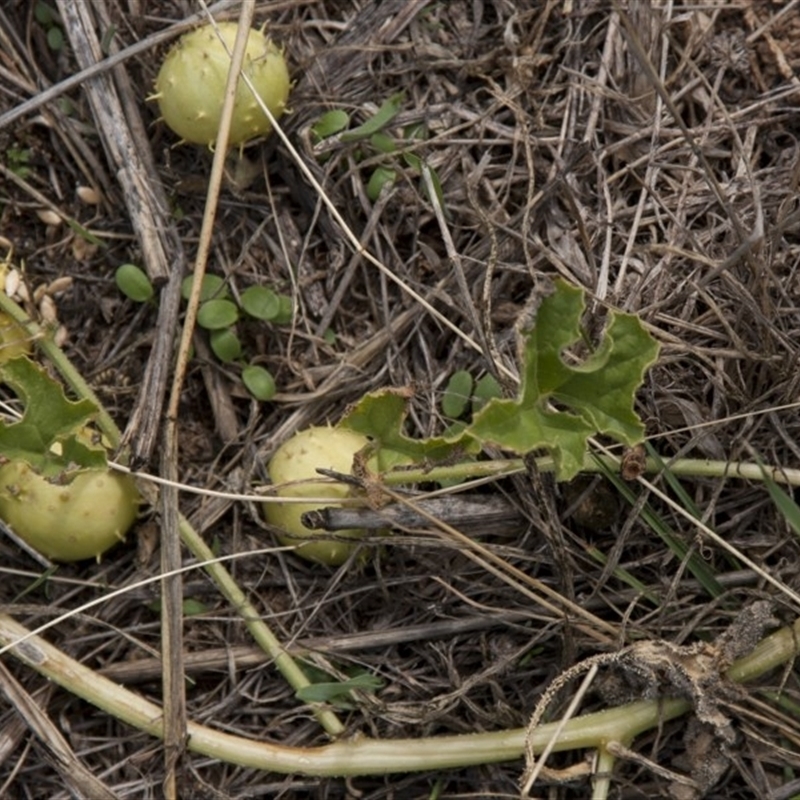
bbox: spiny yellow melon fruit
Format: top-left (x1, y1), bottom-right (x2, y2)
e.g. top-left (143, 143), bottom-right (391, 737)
top-left (0, 462), bottom-right (139, 562)
top-left (263, 427), bottom-right (373, 566)
top-left (155, 21), bottom-right (290, 146)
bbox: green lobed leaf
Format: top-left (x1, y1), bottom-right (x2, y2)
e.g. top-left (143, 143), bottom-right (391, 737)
top-left (468, 279), bottom-right (660, 481)
top-left (340, 387), bottom-right (478, 469)
top-left (340, 281), bottom-right (658, 482)
top-left (0, 357), bottom-right (106, 476)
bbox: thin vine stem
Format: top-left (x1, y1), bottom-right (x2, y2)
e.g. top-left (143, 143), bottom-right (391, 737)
top-left (378, 453), bottom-right (800, 488)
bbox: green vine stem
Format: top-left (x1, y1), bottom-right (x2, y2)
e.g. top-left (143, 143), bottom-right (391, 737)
top-left (175, 513), bottom-right (345, 737)
top-left (591, 747), bottom-right (617, 800)
top-left (0, 611), bottom-right (796, 777)
top-left (378, 453), bottom-right (800, 489)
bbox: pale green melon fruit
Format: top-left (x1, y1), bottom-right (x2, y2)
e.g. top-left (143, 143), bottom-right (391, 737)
top-left (0, 462), bottom-right (139, 562)
top-left (263, 426), bottom-right (373, 565)
top-left (155, 21), bottom-right (290, 146)
top-left (0, 313), bottom-right (31, 363)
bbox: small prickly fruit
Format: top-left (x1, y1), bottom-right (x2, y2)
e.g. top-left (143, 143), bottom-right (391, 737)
top-left (0, 313), bottom-right (31, 363)
top-left (262, 426), bottom-right (372, 566)
top-left (154, 21), bottom-right (290, 146)
top-left (0, 462), bottom-right (140, 562)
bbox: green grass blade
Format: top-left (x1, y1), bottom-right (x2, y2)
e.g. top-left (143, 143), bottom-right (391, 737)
top-left (583, 545), bottom-right (661, 605)
top-left (754, 455), bottom-right (800, 538)
top-left (594, 453), bottom-right (726, 598)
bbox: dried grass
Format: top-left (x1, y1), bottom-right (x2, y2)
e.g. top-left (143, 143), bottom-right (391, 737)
top-left (2, 1), bottom-right (800, 797)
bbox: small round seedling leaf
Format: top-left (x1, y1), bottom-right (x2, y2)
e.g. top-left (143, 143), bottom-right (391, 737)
top-left (240, 286), bottom-right (280, 321)
top-left (312, 109), bottom-right (350, 139)
top-left (47, 26), bottom-right (64, 51)
top-left (402, 151), bottom-right (422, 171)
top-left (242, 365), bottom-right (276, 401)
top-left (181, 273), bottom-right (227, 302)
top-left (369, 132), bottom-right (397, 155)
top-left (197, 299), bottom-right (239, 330)
top-left (209, 328), bottom-right (242, 363)
top-left (472, 373), bottom-right (502, 412)
top-left (35, 1), bottom-right (56, 25)
top-left (274, 295), bottom-right (294, 325)
top-left (403, 122), bottom-right (428, 141)
top-left (182, 598), bottom-right (209, 617)
top-left (115, 263), bottom-right (154, 303)
top-left (442, 370), bottom-right (473, 419)
top-left (367, 166), bottom-right (396, 201)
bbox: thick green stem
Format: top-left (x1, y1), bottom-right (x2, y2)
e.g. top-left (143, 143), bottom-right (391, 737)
top-left (0, 613), bottom-right (796, 777)
top-left (591, 747), bottom-right (617, 800)
top-left (176, 513), bottom-right (345, 737)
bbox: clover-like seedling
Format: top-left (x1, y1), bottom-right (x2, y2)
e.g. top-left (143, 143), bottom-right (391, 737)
top-left (117, 272), bottom-right (285, 400)
top-left (311, 94), bottom-right (446, 207)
